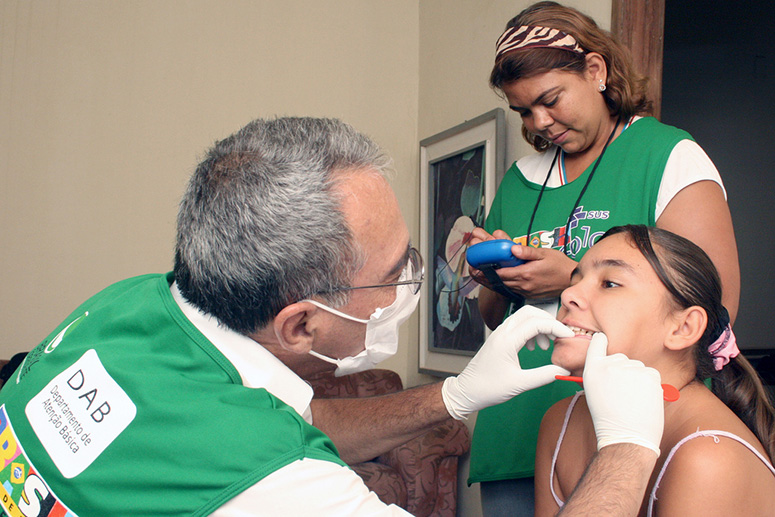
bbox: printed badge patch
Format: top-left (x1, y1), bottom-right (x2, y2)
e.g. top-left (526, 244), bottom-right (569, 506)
top-left (25, 349), bottom-right (136, 479)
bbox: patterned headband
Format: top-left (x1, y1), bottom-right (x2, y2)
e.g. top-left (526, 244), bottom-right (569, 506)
top-left (495, 25), bottom-right (584, 60)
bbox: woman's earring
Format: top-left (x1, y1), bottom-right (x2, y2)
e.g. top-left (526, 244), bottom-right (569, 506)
top-left (598, 79), bottom-right (606, 92)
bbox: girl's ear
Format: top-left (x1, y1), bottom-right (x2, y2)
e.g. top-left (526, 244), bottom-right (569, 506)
top-left (665, 306), bottom-right (708, 351)
top-left (585, 52), bottom-right (608, 84)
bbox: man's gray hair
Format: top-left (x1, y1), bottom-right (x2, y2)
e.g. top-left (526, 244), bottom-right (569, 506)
top-left (174, 117), bottom-right (393, 334)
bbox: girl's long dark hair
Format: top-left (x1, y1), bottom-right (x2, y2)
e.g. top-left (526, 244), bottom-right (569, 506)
top-left (601, 225), bottom-right (775, 461)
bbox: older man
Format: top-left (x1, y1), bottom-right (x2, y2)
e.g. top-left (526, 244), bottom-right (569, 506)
top-left (0, 117), bottom-right (662, 515)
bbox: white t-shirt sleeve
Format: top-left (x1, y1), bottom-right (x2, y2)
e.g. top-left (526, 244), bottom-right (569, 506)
top-left (212, 458), bottom-right (411, 516)
top-left (655, 139), bottom-right (727, 221)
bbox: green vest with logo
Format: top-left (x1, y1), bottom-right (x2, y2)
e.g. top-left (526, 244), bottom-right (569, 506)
top-left (0, 273), bottom-right (345, 516)
top-left (469, 117), bottom-right (693, 483)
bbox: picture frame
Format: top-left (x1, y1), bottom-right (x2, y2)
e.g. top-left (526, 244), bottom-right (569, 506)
top-left (419, 108), bottom-right (506, 376)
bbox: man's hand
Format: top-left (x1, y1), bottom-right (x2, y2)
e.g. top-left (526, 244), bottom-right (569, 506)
top-left (441, 306), bottom-right (572, 420)
top-left (583, 333), bottom-right (664, 456)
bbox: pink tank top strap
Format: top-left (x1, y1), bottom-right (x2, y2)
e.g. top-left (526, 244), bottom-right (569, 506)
top-left (549, 391), bottom-right (584, 508)
top-left (647, 429), bottom-right (775, 516)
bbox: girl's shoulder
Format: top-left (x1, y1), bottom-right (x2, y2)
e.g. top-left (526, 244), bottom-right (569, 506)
top-left (540, 392), bottom-right (585, 432)
top-left (653, 430), bottom-right (775, 515)
top-left (538, 392), bottom-right (596, 462)
top-left (653, 388), bottom-right (775, 515)
top-left (662, 385), bottom-right (763, 453)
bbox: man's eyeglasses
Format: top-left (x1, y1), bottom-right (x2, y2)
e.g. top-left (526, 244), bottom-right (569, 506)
top-left (325, 247), bottom-right (424, 295)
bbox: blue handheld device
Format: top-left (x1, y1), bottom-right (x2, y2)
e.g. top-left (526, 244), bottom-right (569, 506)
top-left (466, 239), bottom-right (524, 269)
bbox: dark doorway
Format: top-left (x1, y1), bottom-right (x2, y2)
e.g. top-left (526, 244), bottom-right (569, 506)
top-left (662, 0), bottom-right (775, 356)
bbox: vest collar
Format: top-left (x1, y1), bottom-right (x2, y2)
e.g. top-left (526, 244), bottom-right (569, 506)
top-left (170, 282), bottom-right (314, 423)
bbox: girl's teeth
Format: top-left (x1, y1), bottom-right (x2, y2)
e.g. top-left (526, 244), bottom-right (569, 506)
top-left (567, 326), bottom-right (593, 336)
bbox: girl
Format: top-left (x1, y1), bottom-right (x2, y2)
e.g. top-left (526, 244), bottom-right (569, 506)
top-left (536, 225), bottom-right (774, 515)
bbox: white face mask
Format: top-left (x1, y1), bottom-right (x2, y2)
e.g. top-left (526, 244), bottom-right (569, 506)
top-left (304, 277), bottom-right (421, 377)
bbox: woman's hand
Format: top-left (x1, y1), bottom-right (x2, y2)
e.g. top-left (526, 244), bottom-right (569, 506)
top-left (504, 245), bottom-right (577, 300)
top-left (469, 227), bottom-right (577, 329)
top-left (469, 228), bottom-right (515, 329)
top-left (467, 227), bottom-right (512, 290)
top-left (469, 228), bottom-right (576, 300)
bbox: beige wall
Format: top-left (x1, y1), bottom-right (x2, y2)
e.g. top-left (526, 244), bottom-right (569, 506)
top-left (0, 0), bottom-right (419, 364)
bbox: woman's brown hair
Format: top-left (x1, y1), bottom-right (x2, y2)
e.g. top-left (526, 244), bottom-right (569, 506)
top-left (601, 224), bottom-right (775, 462)
top-left (491, 1), bottom-right (651, 152)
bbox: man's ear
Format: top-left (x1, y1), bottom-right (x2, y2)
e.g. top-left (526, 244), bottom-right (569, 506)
top-left (665, 306), bottom-right (707, 351)
top-left (272, 302), bottom-right (319, 354)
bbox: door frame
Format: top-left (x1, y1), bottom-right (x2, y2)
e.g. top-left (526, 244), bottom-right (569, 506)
top-left (611, 0), bottom-right (664, 119)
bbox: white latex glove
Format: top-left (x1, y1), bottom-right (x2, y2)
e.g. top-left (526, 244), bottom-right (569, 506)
top-left (583, 333), bottom-right (664, 456)
top-left (441, 305), bottom-right (573, 420)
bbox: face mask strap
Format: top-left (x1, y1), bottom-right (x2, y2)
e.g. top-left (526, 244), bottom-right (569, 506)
top-left (307, 350), bottom-right (337, 365)
top-left (303, 286), bottom-right (419, 376)
top-left (302, 299), bottom-right (370, 324)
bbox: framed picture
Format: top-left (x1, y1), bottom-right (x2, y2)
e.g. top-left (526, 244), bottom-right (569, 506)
top-left (419, 108), bottom-right (506, 376)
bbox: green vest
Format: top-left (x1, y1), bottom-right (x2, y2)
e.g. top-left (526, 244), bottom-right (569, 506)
top-left (469, 117), bottom-right (692, 483)
top-left (0, 273), bottom-right (345, 516)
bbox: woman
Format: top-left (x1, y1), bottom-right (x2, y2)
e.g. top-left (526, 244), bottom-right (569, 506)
top-left (467, 3), bottom-right (740, 513)
top-left (536, 225), bottom-right (774, 515)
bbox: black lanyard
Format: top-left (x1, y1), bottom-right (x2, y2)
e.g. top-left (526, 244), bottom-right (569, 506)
top-left (526, 118), bottom-right (621, 256)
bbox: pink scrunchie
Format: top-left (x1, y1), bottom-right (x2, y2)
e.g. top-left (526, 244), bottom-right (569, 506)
top-left (708, 325), bottom-right (739, 371)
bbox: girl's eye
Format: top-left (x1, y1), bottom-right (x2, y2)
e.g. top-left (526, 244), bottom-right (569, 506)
top-left (602, 280), bottom-right (620, 289)
top-left (545, 97), bottom-right (558, 107)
